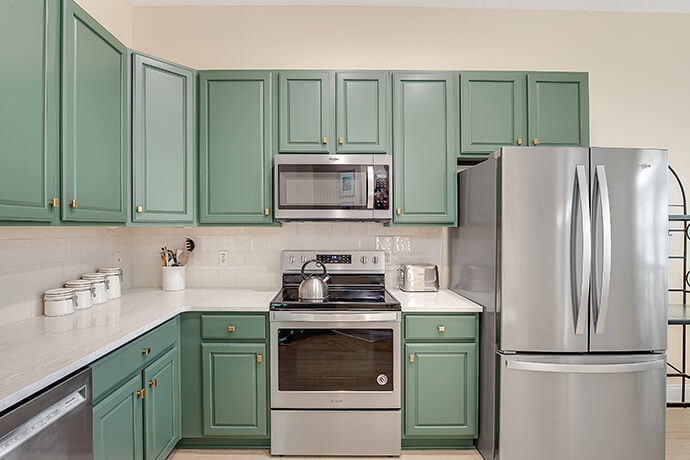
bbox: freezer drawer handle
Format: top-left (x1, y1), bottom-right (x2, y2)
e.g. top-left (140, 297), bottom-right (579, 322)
top-left (505, 360), bottom-right (664, 374)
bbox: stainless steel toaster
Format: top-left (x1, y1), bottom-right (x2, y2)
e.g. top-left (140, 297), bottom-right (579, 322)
top-left (398, 264), bottom-right (439, 292)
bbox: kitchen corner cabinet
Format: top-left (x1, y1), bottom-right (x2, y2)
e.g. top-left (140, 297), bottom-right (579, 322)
top-left (199, 71), bottom-right (273, 224)
top-left (61, 0), bottom-right (127, 223)
top-left (0, 0), bottom-right (60, 222)
top-left (336, 71), bottom-right (389, 153)
top-left (403, 313), bottom-right (478, 448)
top-left (528, 72), bottom-right (589, 147)
top-left (278, 71), bottom-right (331, 153)
top-left (132, 54), bottom-right (195, 224)
top-left (393, 73), bottom-right (457, 225)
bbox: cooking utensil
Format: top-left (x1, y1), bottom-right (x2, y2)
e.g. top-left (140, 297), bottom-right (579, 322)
top-left (298, 259), bottom-right (330, 302)
top-left (178, 238), bottom-right (196, 266)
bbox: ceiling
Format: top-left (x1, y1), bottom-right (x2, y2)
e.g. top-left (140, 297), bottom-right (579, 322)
top-left (127, 0), bottom-right (690, 13)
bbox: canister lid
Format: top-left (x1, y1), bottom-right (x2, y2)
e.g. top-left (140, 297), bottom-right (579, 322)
top-left (44, 287), bottom-right (75, 300)
top-left (64, 279), bottom-right (93, 290)
top-left (81, 273), bottom-right (106, 282)
top-left (98, 267), bottom-right (122, 275)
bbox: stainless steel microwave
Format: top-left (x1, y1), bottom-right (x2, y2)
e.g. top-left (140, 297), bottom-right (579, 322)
top-left (274, 154), bottom-right (392, 221)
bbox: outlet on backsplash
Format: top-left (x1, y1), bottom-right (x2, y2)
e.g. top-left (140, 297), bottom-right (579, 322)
top-left (113, 251), bottom-right (122, 266)
top-left (218, 250), bottom-right (229, 266)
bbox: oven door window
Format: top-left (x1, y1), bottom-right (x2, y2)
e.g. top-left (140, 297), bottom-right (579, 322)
top-left (277, 164), bottom-right (369, 209)
top-left (278, 328), bottom-right (393, 391)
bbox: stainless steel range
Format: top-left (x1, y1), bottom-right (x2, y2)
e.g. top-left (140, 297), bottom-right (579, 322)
top-left (269, 250), bottom-right (401, 457)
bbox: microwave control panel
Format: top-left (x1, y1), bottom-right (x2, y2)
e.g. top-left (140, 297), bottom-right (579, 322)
top-left (374, 167), bottom-right (389, 210)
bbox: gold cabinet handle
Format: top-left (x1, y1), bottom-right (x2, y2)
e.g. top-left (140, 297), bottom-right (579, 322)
top-left (409, 354), bottom-right (415, 363)
top-left (533, 138), bottom-right (539, 145)
top-left (257, 354), bottom-right (263, 363)
top-left (264, 208), bottom-right (270, 216)
top-left (517, 137), bottom-right (523, 146)
top-left (338, 137), bottom-right (344, 145)
top-left (227, 326), bottom-right (236, 332)
top-left (322, 136), bottom-right (328, 144)
top-left (49, 198), bottom-right (59, 208)
top-left (148, 378), bottom-right (157, 388)
top-left (70, 199), bottom-right (78, 208)
top-left (136, 205), bottom-right (143, 213)
top-left (141, 347), bottom-right (151, 356)
top-left (438, 325), bottom-right (446, 332)
top-left (396, 208), bottom-right (401, 215)
top-left (136, 389), bottom-right (146, 399)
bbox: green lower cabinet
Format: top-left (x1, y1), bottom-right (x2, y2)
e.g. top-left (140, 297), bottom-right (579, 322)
top-left (143, 347), bottom-right (182, 460)
top-left (404, 342), bottom-right (477, 438)
top-left (201, 342), bottom-right (267, 437)
top-left (93, 374), bottom-right (144, 460)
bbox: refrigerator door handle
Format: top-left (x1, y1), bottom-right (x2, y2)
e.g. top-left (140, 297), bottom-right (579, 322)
top-left (593, 165), bottom-right (612, 335)
top-left (573, 165), bottom-right (591, 335)
top-left (505, 359), bottom-right (664, 374)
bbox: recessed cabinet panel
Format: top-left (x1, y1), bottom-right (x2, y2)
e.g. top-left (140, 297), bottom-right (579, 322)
top-left (528, 72), bottom-right (589, 147)
top-left (143, 347), bottom-right (181, 460)
top-left (132, 55), bottom-right (195, 223)
top-left (0, 0), bottom-right (59, 222)
top-left (62, 1), bottom-right (127, 222)
top-left (336, 72), bottom-right (388, 153)
top-left (460, 72), bottom-right (525, 156)
top-left (199, 71), bottom-right (273, 224)
top-left (393, 73), bottom-right (456, 225)
top-left (279, 71), bottom-right (330, 153)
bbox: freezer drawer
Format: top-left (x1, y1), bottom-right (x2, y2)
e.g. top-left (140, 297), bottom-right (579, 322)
top-left (498, 353), bottom-right (665, 460)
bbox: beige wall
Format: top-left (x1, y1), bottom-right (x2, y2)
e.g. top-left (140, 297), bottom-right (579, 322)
top-left (76, 0), bottom-right (134, 47)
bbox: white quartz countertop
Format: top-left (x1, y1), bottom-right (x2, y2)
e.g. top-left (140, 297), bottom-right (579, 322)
top-left (392, 288), bottom-right (483, 313)
top-left (0, 288), bottom-right (275, 413)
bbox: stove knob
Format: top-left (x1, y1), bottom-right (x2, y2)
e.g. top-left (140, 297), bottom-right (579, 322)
top-left (301, 256), bottom-right (307, 263)
top-left (361, 256), bottom-right (368, 264)
top-left (289, 256), bottom-right (296, 264)
top-left (372, 256), bottom-right (379, 264)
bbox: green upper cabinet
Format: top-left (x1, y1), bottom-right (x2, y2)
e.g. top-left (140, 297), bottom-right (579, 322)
top-left (335, 71), bottom-right (388, 153)
top-left (143, 347), bottom-right (181, 460)
top-left (0, 0), bottom-right (60, 222)
top-left (199, 71), bottom-right (273, 224)
top-left (392, 73), bottom-right (456, 225)
top-left (459, 72), bottom-right (526, 157)
top-left (132, 54), bottom-right (195, 224)
top-left (201, 342), bottom-right (268, 437)
top-left (527, 72), bottom-right (589, 147)
top-left (93, 374), bottom-right (144, 460)
top-left (405, 342), bottom-right (477, 438)
top-left (61, 0), bottom-right (127, 222)
top-left (278, 71), bottom-right (331, 153)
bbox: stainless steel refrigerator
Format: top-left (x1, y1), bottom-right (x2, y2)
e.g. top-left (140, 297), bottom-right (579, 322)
top-left (449, 147), bottom-right (668, 460)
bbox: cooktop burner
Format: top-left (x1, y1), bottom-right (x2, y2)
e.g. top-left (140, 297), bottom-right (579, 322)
top-left (270, 286), bottom-right (401, 311)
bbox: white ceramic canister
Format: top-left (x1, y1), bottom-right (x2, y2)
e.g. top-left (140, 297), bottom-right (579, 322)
top-left (98, 267), bottom-right (123, 299)
top-left (81, 273), bottom-right (108, 305)
top-left (162, 266), bottom-right (186, 292)
top-left (64, 279), bottom-right (96, 310)
top-left (43, 288), bottom-right (77, 317)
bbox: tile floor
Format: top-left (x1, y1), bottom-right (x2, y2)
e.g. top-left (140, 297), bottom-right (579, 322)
top-left (172, 408), bottom-right (690, 459)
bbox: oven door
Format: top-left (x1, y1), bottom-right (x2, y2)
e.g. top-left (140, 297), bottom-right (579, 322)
top-left (270, 311), bottom-right (401, 409)
top-left (274, 154), bottom-right (391, 221)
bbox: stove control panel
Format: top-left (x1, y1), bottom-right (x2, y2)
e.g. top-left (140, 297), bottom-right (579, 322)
top-left (282, 250), bottom-right (385, 274)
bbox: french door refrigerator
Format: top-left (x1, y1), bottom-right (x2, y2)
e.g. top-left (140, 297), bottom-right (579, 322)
top-left (449, 147), bottom-right (668, 460)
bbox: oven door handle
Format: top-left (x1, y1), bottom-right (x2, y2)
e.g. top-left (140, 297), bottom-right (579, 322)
top-left (272, 311), bottom-right (400, 322)
top-left (367, 165), bottom-right (375, 209)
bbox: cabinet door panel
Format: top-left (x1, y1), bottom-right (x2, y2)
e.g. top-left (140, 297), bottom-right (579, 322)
top-left (278, 71), bottom-right (330, 153)
top-left (199, 71), bottom-right (273, 224)
top-left (336, 71), bottom-right (388, 153)
top-left (93, 374), bottom-right (144, 460)
top-left (528, 72), bottom-right (589, 147)
top-left (143, 347), bottom-right (181, 460)
top-left (393, 73), bottom-right (456, 225)
top-left (405, 342), bottom-right (477, 438)
top-left (62, 1), bottom-right (127, 222)
top-left (460, 72), bottom-right (525, 156)
top-left (0, 0), bottom-right (59, 222)
top-left (132, 54), bottom-right (195, 223)
top-left (201, 342), bottom-right (267, 437)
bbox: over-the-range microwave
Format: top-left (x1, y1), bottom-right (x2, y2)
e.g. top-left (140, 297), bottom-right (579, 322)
top-left (274, 154), bottom-right (392, 221)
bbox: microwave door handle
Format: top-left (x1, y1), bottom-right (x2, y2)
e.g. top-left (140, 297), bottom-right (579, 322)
top-left (367, 165), bottom-right (375, 209)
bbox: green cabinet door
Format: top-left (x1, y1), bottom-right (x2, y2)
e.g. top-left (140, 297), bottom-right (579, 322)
top-left (93, 374), bottom-right (144, 460)
top-left (336, 71), bottom-right (388, 153)
top-left (199, 71), bottom-right (273, 224)
top-left (278, 71), bottom-right (331, 153)
top-left (143, 347), bottom-right (181, 460)
top-left (460, 72), bottom-right (526, 157)
top-left (393, 73), bottom-right (456, 225)
top-left (527, 72), bottom-right (589, 147)
top-left (201, 342), bottom-right (267, 437)
top-left (405, 342), bottom-right (477, 438)
top-left (61, 1), bottom-right (127, 222)
top-left (132, 54), bottom-right (195, 223)
top-left (0, 0), bottom-right (59, 222)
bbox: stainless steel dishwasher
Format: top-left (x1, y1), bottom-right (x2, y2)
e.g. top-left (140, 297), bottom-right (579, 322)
top-left (0, 367), bottom-right (92, 459)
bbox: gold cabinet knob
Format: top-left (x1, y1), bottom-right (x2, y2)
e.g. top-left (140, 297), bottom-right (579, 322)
top-left (438, 325), bottom-right (446, 332)
top-left (136, 389), bottom-right (146, 399)
top-left (49, 198), bottom-right (59, 208)
top-left (257, 354), bottom-right (263, 363)
top-left (338, 137), bottom-right (344, 145)
top-left (322, 136), bottom-right (328, 144)
top-left (264, 208), bottom-right (270, 216)
top-left (148, 378), bottom-right (157, 388)
top-left (517, 138), bottom-right (523, 146)
top-left (533, 138), bottom-right (539, 145)
top-left (136, 205), bottom-right (143, 213)
top-left (141, 347), bottom-right (151, 356)
top-left (227, 326), bottom-right (236, 332)
top-left (70, 199), bottom-right (78, 208)
top-left (396, 208), bottom-right (401, 215)
top-left (409, 354), bottom-right (415, 363)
